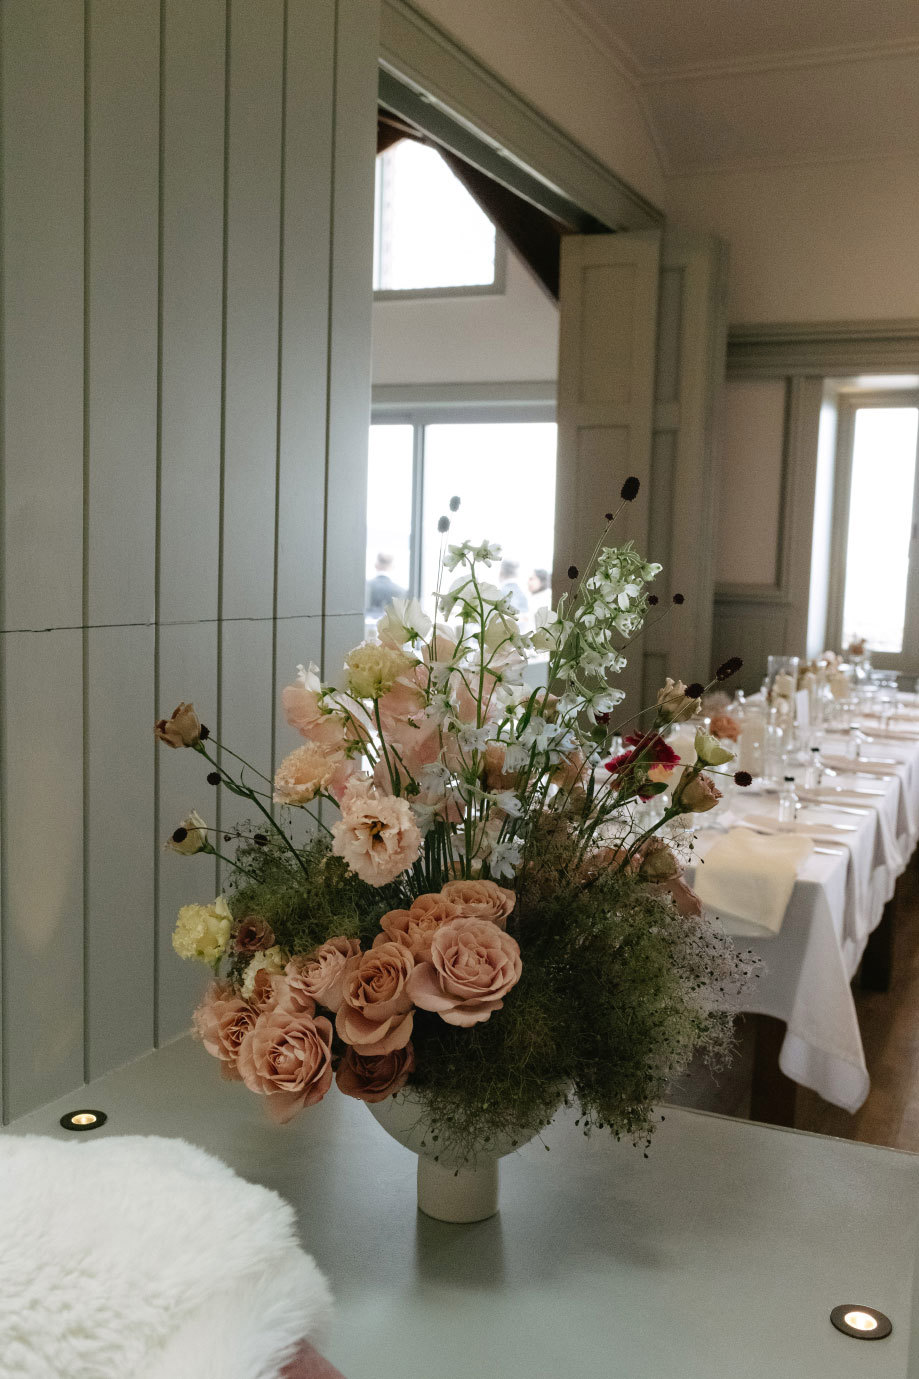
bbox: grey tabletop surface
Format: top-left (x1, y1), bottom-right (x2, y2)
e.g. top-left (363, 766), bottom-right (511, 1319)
top-left (6, 1036), bottom-right (919, 1378)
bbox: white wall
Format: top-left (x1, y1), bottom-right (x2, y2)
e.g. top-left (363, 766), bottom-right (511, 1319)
top-left (666, 155), bottom-right (919, 325)
top-left (0, 0), bottom-right (377, 1122)
top-left (372, 248), bottom-right (558, 386)
top-left (412, 0), bottom-right (665, 210)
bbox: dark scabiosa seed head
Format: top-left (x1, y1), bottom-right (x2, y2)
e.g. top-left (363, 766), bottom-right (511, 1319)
top-left (567, 565), bottom-right (579, 579)
top-left (685, 682), bottom-right (705, 699)
top-left (647, 594), bottom-right (659, 606)
top-left (437, 515), bottom-right (450, 533)
top-left (171, 827), bottom-right (188, 844)
top-left (672, 593), bottom-right (685, 605)
top-left (449, 495), bottom-right (461, 512)
top-left (253, 833), bottom-right (269, 847)
top-left (716, 656), bottom-right (743, 681)
top-left (734, 770), bottom-right (753, 787)
top-left (206, 771), bottom-right (221, 786)
top-left (605, 511), bottom-right (614, 522)
top-left (198, 723), bottom-right (210, 741)
top-left (620, 475), bottom-right (640, 502)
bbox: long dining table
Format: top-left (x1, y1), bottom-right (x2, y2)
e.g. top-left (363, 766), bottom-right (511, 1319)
top-left (688, 698), bottom-right (919, 1119)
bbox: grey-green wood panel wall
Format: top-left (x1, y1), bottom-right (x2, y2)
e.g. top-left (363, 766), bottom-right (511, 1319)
top-left (0, 0), bottom-right (379, 1120)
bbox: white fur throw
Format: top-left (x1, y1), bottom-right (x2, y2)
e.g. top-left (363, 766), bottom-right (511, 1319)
top-left (0, 1135), bottom-right (332, 1379)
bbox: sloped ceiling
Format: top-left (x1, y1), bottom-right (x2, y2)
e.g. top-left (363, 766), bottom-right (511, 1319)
top-left (556, 0), bottom-right (919, 173)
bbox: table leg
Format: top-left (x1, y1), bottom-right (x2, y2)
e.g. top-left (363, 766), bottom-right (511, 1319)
top-left (860, 896), bottom-right (896, 993)
top-left (750, 1015), bottom-right (797, 1128)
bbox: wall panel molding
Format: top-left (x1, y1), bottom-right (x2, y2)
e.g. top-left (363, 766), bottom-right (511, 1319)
top-left (728, 319), bottom-right (919, 377)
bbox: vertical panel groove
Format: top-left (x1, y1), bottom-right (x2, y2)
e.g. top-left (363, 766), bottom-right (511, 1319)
top-left (80, 0), bottom-right (92, 1086)
top-left (152, 0), bottom-right (166, 1045)
top-left (319, 1), bottom-right (340, 679)
top-left (270, 0), bottom-right (289, 788)
top-left (0, 0), bottom-right (7, 1124)
top-left (215, 0), bottom-right (232, 886)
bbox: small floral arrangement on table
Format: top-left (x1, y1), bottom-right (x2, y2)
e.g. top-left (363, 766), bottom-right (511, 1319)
top-left (159, 480), bottom-right (753, 1160)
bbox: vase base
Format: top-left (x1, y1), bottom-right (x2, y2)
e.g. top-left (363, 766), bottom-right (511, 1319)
top-left (416, 1154), bottom-right (499, 1223)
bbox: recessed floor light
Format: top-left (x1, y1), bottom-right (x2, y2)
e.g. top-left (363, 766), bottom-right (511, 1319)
top-left (60, 1110), bottom-right (107, 1132)
top-left (830, 1305), bottom-right (892, 1339)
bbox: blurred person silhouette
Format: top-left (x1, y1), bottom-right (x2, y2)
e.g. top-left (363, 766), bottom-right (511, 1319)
top-left (365, 552), bottom-right (405, 621)
top-left (527, 567), bottom-right (552, 619)
top-left (499, 559), bottom-right (528, 616)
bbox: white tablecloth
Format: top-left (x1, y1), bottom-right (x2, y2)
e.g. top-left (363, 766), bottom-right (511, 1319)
top-left (688, 712), bottom-right (919, 1112)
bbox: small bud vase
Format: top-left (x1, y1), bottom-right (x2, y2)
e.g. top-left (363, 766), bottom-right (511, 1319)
top-left (368, 1090), bottom-right (543, 1224)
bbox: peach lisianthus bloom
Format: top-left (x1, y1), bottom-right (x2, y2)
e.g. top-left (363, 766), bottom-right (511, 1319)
top-left (376, 893), bottom-right (463, 960)
top-left (285, 937), bottom-right (361, 1013)
top-left (335, 942), bottom-right (414, 1055)
top-left (154, 701), bottom-right (203, 748)
top-left (439, 878), bottom-right (515, 927)
top-left (335, 1043), bottom-right (415, 1103)
top-left (236, 1006), bottom-right (334, 1124)
top-left (273, 742), bottom-right (353, 805)
top-left (193, 982), bottom-right (260, 1081)
top-left (331, 781), bottom-right (422, 886)
top-left (406, 917), bottom-right (522, 1027)
top-left (674, 769), bottom-right (722, 814)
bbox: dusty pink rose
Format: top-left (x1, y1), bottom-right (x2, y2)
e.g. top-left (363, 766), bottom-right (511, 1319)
top-left (406, 917), bottom-right (522, 1027)
top-left (376, 894), bottom-right (463, 960)
top-left (675, 769), bottom-right (722, 814)
top-left (193, 982), bottom-right (259, 1081)
top-left (331, 781), bottom-right (422, 886)
top-left (439, 879), bottom-right (515, 927)
top-left (335, 1043), bottom-right (415, 1103)
top-left (234, 915), bottom-right (276, 955)
top-left (336, 942), bottom-right (415, 1055)
top-left (236, 1005), bottom-right (334, 1124)
top-left (250, 967), bottom-right (294, 1013)
top-left (154, 701), bottom-right (203, 748)
top-left (285, 937), bottom-right (361, 1013)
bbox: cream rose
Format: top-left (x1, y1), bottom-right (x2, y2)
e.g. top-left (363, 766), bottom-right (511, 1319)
top-left (335, 1043), bottom-right (415, 1103)
top-left (336, 942), bottom-right (415, 1055)
top-left (285, 936), bottom-right (361, 1012)
top-left (236, 1006), bottom-right (334, 1124)
top-left (172, 896), bottom-right (231, 963)
top-left (240, 945), bottom-right (287, 998)
top-left (406, 916), bottom-right (522, 1027)
top-left (439, 879), bottom-right (515, 927)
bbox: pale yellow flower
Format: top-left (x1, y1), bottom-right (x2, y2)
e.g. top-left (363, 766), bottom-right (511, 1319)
top-left (344, 642), bottom-right (416, 700)
top-left (172, 896), bottom-right (232, 963)
top-left (693, 730), bottom-right (734, 767)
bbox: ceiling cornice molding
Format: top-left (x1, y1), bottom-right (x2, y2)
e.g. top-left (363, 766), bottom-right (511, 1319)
top-left (643, 35), bottom-right (919, 86)
top-left (544, 0), bottom-right (674, 174)
top-left (665, 142), bottom-right (919, 181)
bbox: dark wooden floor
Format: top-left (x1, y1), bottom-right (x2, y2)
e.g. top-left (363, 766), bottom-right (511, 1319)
top-left (668, 858), bottom-right (919, 1152)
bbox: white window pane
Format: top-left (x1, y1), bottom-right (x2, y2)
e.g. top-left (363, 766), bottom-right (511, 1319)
top-left (841, 407), bottom-right (918, 654)
top-left (375, 142), bottom-right (496, 292)
top-left (366, 425), bottom-right (414, 631)
top-left (421, 422), bottom-right (557, 631)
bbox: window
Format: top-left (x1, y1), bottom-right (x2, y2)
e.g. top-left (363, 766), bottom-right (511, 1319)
top-left (373, 141), bottom-right (503, 296)
top-left (365, 411), bottom-right (557, 638)
top-left (830, 394), bottom-right (919, 669)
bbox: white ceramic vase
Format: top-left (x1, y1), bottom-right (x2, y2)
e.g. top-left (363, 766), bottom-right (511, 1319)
top-left (368, 1090), bottom-right (540, 1224)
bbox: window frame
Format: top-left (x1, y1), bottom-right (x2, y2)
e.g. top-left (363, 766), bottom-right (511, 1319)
top-left (826, 388), bottom-right (919, 672)
top-left (369, 385), bottom-right (556, 602)
top-left (372, 145), bottom-right (509, 302)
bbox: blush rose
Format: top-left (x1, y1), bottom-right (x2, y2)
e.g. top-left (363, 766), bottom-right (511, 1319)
top-left (236, 1006), bottom-right (334, 1124)
top-left (335, 1043), bottom-right (415, 1103)
top-left (336, 942), bottom-right (415, 1055)
top-left (406, 916), bottom-right (522, 1027)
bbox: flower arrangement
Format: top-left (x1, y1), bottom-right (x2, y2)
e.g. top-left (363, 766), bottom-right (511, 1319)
top-left (159, 481), bottom-right (752, 1160)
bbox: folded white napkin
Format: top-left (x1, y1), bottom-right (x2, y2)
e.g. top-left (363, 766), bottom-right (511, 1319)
top-left (695, 827), bottom-right (814, 937)
top-left (821, 755), bottom-right (899, 777)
